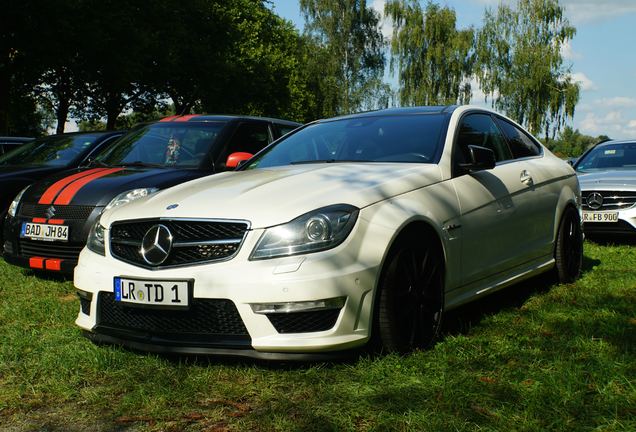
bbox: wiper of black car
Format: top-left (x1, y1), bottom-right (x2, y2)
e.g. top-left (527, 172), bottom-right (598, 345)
top-left (289, 159), bottom-right (370, 165)
top-left (88, 159), bottom-right (111, 167)
top-left (115, 161), bottom-right (164, 168)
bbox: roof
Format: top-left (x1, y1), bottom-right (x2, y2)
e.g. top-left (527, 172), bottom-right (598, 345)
top-left (158, 114), bottom-right (301, 127)
top-left (315, 105), bottom-right (458, 123)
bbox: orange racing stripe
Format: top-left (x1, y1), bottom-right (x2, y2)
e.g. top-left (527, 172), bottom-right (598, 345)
top-left (53, 168), bottom-right (124, 205)
top-left (159, 115), bottom-right (179, 122)
top-left (174, 114), bottom-right (199, 122)
top-left (38, 168), bottom-right (107, 205)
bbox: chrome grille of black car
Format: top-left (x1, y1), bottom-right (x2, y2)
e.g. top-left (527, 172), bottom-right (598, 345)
top-left (19, 203), bottom-right (96, 220)
top-left (581, 191), bottom-right (636, 211)
top-left (109, 219), bottom-right (250, 268)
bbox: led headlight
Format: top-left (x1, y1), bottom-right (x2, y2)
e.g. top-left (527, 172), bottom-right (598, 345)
top-left (8, 186), bottom-right (30, 218)
top-left (104, 188), bottom-right (158, 212)
top-left (250, 204), bottom-right (359, 260)
top-left (86, 219), bottom-right (106, 256)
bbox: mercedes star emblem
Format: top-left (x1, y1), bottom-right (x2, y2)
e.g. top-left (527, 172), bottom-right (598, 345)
top-left (45, 206), bottom-right (56, 219)
top-left (140, 224), bottom-right (173, 265)
top-left (587, 192), bottom-right (604, 210)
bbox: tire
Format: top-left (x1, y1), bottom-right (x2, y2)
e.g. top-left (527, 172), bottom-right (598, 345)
top-left (555, 206), bottom-right (583, 283)
top-left (374, 233), bottom-right (444, 353)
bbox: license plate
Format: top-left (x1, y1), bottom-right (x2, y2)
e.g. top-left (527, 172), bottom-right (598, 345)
top-left (582, 211), bottom-right (619, 223)
top-left (20, 222), bottom-right (69, 242)
top-left (114, 277), bottom-right (190, 308)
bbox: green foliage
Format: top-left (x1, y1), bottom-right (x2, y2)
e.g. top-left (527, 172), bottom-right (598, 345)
top-left (543, 125), bottom-right (610, 158)
top-left (475, 0), bottom-right (579, 138)
top-left (385, 0), bottom-right (474, 106)
top-left (300, 0), bottom-right (386, 116)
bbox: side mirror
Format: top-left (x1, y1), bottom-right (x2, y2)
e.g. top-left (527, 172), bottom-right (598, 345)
top-left (459, 145), bottom-right (496, 171)
top-left (226, 152), bottom-right (253, 169)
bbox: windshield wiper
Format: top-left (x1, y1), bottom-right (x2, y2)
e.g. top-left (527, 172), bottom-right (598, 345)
top-left (88, 160), bottom-right (111, 168)
top-left (289, 159), bottom-right (370, 165)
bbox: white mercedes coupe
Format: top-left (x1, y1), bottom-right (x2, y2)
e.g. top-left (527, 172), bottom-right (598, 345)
top-left (74, 106), bottom-right (583, 360)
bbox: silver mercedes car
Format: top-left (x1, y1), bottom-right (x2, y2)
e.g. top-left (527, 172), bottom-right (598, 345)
top-left (575, 140), bottom-right (636, 235)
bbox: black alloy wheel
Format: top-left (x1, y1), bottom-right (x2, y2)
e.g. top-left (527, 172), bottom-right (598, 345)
top-left (375, 235), bottom-right (444, 352)
top-left (555, 206), bottom-right (583, 283)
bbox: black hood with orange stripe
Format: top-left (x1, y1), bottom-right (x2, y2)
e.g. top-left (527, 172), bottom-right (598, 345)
top-left (22, 166), bottom-right (205, 207)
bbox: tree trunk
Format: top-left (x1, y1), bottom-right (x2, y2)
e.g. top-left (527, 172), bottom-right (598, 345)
top-left (55, 97), bottom-right (70, 134)
top-left (0, 66), bottom-right (9, 134)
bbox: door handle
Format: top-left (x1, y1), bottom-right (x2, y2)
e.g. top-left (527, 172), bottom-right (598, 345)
top-left (520, 170), bottom-right (533, 186)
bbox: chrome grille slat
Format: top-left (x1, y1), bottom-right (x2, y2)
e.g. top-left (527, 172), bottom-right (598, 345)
top-left (109, 219), bottom-right (249, 269)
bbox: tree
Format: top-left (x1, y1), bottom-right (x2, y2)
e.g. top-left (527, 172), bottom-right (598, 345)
top-left (543, 126), bottom-right (610, 158)
top-left (300, 0), bottom-right (386, 116)
top-left (385, 0), bottom-right (474, 106)
top-left (475, 0), bottom-right (579, 140)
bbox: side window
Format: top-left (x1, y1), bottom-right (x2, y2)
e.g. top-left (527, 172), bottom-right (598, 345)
top-left (455, 114), bottom-right (512, 164)
top-left (226, 122), bottom-right (271, 155)
top-left (276, 124), bottom-right (298, 138)
top-left (495, 118), bottom-right (541, 158)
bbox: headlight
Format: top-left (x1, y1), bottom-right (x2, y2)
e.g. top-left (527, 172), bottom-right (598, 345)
top-left (250, 204), bottom-right (359, 260)
top-left (86, 219), bottom-right (106, 256)
top-left (8, 186), bottom-right (30, 218)
top-left (104, 188), bottom-right (158, 213)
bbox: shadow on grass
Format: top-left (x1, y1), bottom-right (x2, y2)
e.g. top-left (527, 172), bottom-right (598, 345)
top-left (586, 234), bottom-right (636, 246)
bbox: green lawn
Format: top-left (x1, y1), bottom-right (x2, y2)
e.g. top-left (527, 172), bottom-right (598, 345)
top-left (0, 241), bottom-right (634, 431)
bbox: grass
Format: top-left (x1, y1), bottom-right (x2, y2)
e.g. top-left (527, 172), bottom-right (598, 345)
top-left (0, 241), bottom-right (634, 431)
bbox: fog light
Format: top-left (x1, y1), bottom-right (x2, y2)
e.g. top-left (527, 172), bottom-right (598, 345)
top-left (250, 297), bottom-right (345, 314)
top-left (3, 240), bottom-right (13, 254)
top-left (77, 290), bottom-right (93, 315)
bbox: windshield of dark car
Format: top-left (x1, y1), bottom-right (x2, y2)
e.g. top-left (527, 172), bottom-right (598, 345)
top-left (575, 143), bottom-right (636, 172)
top-left (0, 134), bottom-right (102, 167)
top-left (96, 122), bottom-right (226, 168)
top-left (244, 114), bottom-right (447, 169)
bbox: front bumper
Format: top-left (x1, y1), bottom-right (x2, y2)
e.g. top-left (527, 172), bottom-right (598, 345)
top-left (3, 207), bottom-right (101, 274)
top-left (74, 222), bottom-right (385, 356)
top-left (582, 206), bottom-right (636, 235)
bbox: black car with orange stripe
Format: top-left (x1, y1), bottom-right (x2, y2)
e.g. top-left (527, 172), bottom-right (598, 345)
top-left (3, 115), bottom-right (300, 274)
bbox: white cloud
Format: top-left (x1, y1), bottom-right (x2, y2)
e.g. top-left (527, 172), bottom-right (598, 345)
top-left (570, 72), bottom-right (597, 91)
top-left (561, 0), bottom-right (636, 25)
top-left (578, 111), bottom-right (636, 138)
top-left (596, 97), bottom-right (636, 108)
top-left (371, 0), bottom-right (394, 39)
top-left (560, 41), bottom-right (581, 60)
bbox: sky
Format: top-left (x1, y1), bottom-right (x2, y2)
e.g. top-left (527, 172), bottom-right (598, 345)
top-left (269, 0), bottom-right (636, 140)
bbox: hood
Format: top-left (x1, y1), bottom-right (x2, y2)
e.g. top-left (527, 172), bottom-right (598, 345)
top-left (21, 166), bottom-right (206, 207)
top-left (577, 170), bottom-right (636, 190)
top-left (102, 163), bottom-right (443, 229)
top-left (0, 165), bottom-right (61, 181)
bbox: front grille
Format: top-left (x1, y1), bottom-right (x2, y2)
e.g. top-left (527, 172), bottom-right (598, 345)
top-left (266, 309), bottom-right (341, 333)
top-left (582, 191), bottom-right (636, 211)
top-left (110, 219), bottom-right (249, 269)
top-left (18, 239), bottom-right (84, 260)
top-left (19, 203), bottom-right (96, 220)
top-left (97, 292), bottom-right (249, 337)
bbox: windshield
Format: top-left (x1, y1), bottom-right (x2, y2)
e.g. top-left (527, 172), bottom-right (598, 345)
top-left (575, 142), bottom-right (636, 172)
top-left (96, 122), bottom-right (226, 168)
top-left (244, 114), bottom-right (447, 169)
top-left (0, 134), bottom-right (102, 167)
